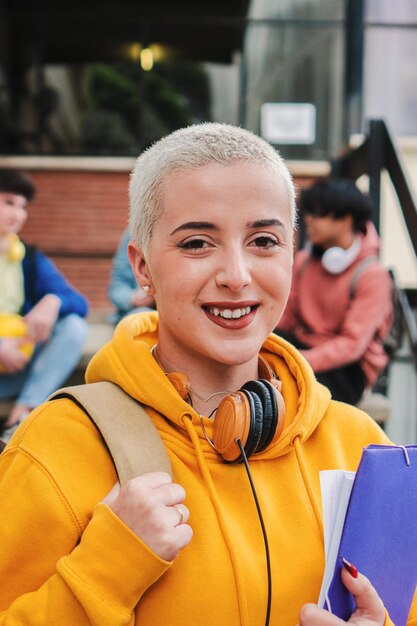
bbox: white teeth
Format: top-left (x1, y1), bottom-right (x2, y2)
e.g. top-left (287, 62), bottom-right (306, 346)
top-left (208, 306), bottom-right (252, 319)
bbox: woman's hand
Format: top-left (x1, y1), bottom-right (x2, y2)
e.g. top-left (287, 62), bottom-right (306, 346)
top-left (103, 472), bottom-right (193, 562)
top-left (299, 566), bottom-right (386, 625)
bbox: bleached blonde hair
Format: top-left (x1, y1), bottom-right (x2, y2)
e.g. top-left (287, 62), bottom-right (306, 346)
top-left (129, 123), bottom-right (296, 255)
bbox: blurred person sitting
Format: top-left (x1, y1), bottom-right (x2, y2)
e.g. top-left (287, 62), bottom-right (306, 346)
top-left (108, 228), bottom-right (155, 323)
top-left (276, 177), bottom-right (393, 406)
top-left (0, 168), bottom-right (89, 440)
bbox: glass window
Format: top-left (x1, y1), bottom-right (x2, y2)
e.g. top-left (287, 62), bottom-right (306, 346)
top-left (243, 19), bottom-right (345, 159)
top-left (364, 0), bottom-right (417, 136)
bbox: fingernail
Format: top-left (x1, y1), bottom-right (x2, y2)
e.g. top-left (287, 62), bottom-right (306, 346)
top-left (341, 556), bottom-right (358, 578)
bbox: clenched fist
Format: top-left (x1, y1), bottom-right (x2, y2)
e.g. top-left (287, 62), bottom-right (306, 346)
top-left (104, 472), bottom-right (193, 561)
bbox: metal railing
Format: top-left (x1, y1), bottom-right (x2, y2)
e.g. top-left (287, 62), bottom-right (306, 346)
top-left (331, 119), bottom-right (417, 255)
top-left (399, 287), bottom-right (417, 371)
top-left (331, 118), bottom-right (417, 372)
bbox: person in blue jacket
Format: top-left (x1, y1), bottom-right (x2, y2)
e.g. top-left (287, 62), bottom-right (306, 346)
top-left (0, 168), bottom-right (89, 440)
top-left (108, 228), bottom-right (155, 323)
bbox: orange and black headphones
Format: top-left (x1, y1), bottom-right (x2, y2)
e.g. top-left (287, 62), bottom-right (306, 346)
top-left (165, 356), bottom-right (286, 463)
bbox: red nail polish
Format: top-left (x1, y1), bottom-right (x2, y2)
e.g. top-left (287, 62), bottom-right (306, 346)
top-left (342, 556), bottom-right (358, 578)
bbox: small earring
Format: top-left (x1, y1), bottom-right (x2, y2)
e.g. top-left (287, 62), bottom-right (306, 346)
top-left (142, 285), bottom-right (150, 293)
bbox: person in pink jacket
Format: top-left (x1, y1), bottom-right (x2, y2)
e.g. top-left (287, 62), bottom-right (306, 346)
top-left (276, 178), bottom-right (393, 405)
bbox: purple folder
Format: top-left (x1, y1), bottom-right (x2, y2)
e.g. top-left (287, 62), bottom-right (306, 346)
top-left (324, 445), bottom-right (417, 625)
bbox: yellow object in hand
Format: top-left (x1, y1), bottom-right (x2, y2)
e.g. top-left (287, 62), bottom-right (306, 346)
top-left (6, 234), bottom-right (26, 262)
top-left (0, 313), bottom-right (34, 372)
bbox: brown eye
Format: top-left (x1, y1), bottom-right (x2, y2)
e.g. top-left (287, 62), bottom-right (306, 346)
top-left (178, 238), bottom-right (210, 250)
top-left (251, 235), bottom-right (279, 249)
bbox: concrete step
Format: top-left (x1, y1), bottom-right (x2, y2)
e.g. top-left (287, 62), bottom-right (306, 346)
top-left (357, 388), bottom-right (391, 426)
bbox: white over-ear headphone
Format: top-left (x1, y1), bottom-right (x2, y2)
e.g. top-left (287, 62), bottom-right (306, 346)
top-left (321, 237), bottom-right (360, 274)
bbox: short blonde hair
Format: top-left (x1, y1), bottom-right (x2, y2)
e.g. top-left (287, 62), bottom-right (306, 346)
top-left (129, 123), bottom-right (296, 255)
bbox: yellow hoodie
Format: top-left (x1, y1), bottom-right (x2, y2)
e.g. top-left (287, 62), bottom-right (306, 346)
top-left (0, 312), bottom-right (414, 625)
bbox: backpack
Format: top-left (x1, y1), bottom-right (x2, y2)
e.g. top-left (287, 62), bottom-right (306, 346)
top-left (0, 382), bottom-right (172, 484)
top-left (349, 259), bottom-right (404, 357)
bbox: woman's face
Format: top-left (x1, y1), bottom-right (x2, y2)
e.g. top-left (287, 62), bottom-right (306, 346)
top-left (129, 161), bottom-right (293, 371)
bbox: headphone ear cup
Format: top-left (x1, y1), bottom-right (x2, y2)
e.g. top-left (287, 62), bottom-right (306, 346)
top-left (167, 371), bottom-right (190, 400)
top-left (267, 379), bottom-right (286, 446)
top-left (321, 237), bottom-right (361, 274)
top-left (241, 389), bottom-right (263, 460)
top-left (321, 247), bottom-right (347, 274)
top-left (213, 391), bottom-right (251, 462)
top-left (241, 380), bottom-right (275, 453)
top-left (242, 379), bottom-right (286, 452)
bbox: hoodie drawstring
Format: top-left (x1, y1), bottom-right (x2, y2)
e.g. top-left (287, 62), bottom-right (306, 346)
top-left (182, 415), bottom-right (250, 626)
top-left (293, 435), bottom-right (324, 541)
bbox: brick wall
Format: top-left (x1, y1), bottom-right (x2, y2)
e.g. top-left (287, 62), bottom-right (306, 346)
top-left (2, 159), bottom-right (328, 313)
top-left (19, 168), bottom-right (132, 313)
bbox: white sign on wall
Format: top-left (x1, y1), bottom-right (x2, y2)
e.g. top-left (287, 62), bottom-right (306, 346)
top-left (261, 103), bottom-right (316, 145)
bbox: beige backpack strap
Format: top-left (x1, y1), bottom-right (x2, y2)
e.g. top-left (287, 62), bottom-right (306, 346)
top-left (48, 382), bottom-right (172, 484)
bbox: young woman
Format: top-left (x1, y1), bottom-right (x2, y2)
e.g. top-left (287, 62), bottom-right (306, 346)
top-left (0, 124), bottom-right (409, 625)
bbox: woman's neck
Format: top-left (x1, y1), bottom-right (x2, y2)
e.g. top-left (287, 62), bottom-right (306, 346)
top-left (187, 366), bottom-right (258, 418)
top-left (152, 344), bottom-right (259, 418)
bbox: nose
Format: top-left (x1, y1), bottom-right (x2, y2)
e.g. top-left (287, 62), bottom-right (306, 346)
top-left (215, 247), bottom-right (252, 292)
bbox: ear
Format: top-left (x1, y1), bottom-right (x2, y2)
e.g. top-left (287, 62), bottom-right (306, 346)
top-left (127, 240), bottom-right (154, 293)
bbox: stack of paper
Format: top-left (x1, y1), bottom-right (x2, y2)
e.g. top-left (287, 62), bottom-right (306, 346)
top-left (318, 470), bottom-right (355, 608)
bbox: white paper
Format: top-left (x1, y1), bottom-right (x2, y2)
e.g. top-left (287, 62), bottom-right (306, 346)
top-left (318, 470), bottom-right (356, 608)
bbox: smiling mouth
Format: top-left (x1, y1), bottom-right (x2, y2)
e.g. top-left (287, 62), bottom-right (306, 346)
top-left (206, 305), bottom-right (253, 320)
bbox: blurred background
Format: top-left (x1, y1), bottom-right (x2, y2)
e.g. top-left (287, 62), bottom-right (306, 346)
top-left (0, 0), bottom-right (416, 440)
top-left (1, 0), bottom-right (416, 159)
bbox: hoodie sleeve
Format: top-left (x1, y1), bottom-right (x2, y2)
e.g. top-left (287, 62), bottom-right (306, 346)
top-left (23, 248), bottom-right (89, 318)
top-left (386, 602), bottom-right (417, 626)
top-left (300, 263), bottom-right (393, 374)
top-left (0, 417), bottom-right (171, 623)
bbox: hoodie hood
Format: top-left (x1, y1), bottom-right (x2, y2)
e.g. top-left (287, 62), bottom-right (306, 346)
top-left (86, 311), bottom-right (331, 459)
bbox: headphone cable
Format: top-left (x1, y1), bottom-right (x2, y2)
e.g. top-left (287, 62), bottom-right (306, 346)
top-left (236, 439), bottom-right (271, 626)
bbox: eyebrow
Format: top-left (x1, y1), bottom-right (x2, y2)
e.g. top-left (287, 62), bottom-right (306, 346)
top-left (170, 218), bottom-right (284, 236)
top-left (170, 221), bottom-right (216, 235)
top-left (249, 219), bottom-right (284, 229)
